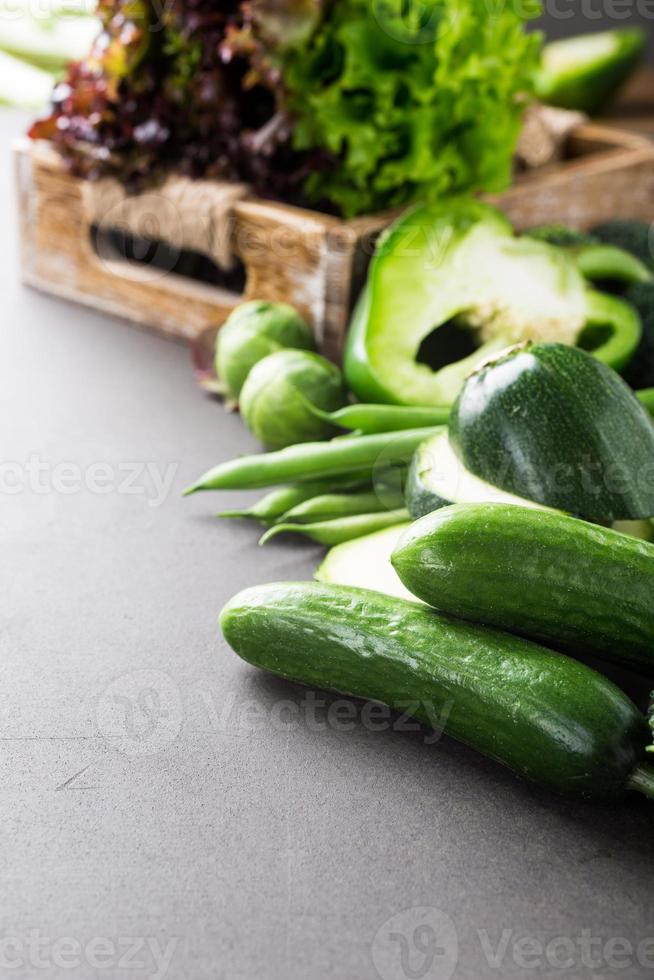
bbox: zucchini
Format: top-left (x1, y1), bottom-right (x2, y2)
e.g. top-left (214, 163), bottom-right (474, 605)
top-left (405, 429), bottom-right (550, 519)
top-left (220, 581), bottom-right (652, 800)
top-left (315, 523), bottom-right (417, 601)
top-left (450, 342), bottom-right (654, 521)
top-left (536, 28), bottom-right (646, 115)
top-left (392, 503), bottom-right (654, 673)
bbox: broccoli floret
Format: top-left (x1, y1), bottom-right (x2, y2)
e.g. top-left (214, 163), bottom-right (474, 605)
top-left (592, 220), bottom-right (654, 270)
top-left (622, 282), bottom-right (654, 389)
top-left (524, 225), bottom-right (598, 248)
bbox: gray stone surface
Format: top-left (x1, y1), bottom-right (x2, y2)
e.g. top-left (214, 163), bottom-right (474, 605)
top-left (2, 108), bottom-right (654, 980)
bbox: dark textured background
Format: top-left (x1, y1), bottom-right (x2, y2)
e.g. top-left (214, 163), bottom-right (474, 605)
top-left (3, 98), bottom-right (654, 980)
top-left (538, 4), bottom-right (653, 57)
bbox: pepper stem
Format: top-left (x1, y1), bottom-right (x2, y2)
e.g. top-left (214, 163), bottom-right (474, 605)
top-left (628, 764), bottom-right (654, 800)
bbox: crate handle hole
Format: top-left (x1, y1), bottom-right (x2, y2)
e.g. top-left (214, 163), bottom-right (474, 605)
top-left (89, 224), bottom-right (247, 294)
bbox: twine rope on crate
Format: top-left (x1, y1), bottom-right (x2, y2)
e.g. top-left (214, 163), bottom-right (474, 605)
top-left (82, 177), bottom-right (250, 271)
top-left (516, 104), bottom-right (588, 170)
top-left (80, 104), bottom-right (583, 279)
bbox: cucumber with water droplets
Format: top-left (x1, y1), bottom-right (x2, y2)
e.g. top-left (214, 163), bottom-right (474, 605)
top-left (221, 581), bottom-right (654, 801)
top-left (392, 503), bottom-right (654, 673)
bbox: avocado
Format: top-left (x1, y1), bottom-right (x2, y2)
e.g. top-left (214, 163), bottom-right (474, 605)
top-left (344, 198), bottom-right (641, 407)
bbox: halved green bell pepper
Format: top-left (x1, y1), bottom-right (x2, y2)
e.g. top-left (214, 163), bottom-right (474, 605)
top-left (344, 199), bottom-right (642, 407)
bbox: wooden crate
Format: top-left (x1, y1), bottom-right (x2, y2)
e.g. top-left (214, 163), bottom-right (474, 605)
top-left (15, 121), bottom-right (654, 361)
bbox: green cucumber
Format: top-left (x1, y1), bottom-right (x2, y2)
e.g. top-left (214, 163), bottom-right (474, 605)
top-left (392, 503), bottom-right (654, 673)
top-left (316, 511), bottom-right (654, 605)
top-left (315, 523), bottom-right (417, 601)
top-left (450, 342), bottom-right (654, 521)
top-left (405, 429), bottom-right (551, 519)
top-left (536, 28), bottom-right (646, 115)
top-left (221, 582), bottom-right (652, 800)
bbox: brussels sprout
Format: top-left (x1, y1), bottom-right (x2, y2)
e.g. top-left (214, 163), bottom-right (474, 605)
top-left (240, 350), bottom-right (346, 449)
top-left (215, 301), bottom-right (315, 399)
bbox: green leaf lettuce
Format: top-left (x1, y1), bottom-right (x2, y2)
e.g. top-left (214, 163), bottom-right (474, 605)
top-left (284, 0), bottom-right (542, 216)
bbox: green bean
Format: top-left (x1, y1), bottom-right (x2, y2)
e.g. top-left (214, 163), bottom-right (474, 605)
top-left (305, 402), bottom-right (450, 434)
top-left (259, 509), bottom-right (410, 546)
top-left (218, 485), bottom-right (326, 523)
top-left (637, 388), bottom-right (654, 416)
top-left (183, 427), bottom-right (438, 494)
top-left (218, 476), bottom-right (372, 522)
top-left (280, 489), bottom-right (405, 524)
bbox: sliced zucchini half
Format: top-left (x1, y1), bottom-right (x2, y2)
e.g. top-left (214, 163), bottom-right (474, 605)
top-left (405, 430), bottom-right (549, 519)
